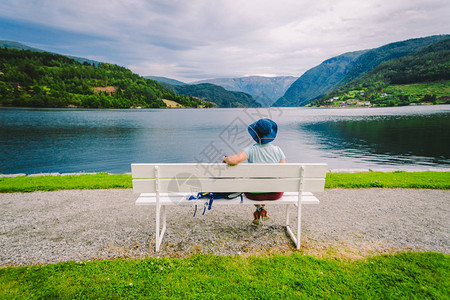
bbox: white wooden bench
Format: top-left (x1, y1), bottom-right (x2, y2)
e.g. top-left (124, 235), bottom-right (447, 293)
top-left (131, 163), bottom-right (327, 252)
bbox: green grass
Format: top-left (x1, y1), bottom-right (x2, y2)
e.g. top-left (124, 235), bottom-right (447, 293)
top-left (0, 173), bottom-right (132, 193)
top-left (1, 171), bottom-right (449, 193)
top-left (1, 173), bottom-right (448, 298)
top-left (386, 81), bottom-right (450, 103)
top-left (325, 171), bottom-right (450, 189)
top-left (1, 252), bottom-right (448, 299)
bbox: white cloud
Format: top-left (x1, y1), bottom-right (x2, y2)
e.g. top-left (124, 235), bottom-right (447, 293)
top-left (0, 0), bottom-right (449, 81)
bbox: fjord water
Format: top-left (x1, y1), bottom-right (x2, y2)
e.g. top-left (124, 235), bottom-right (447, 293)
top-left (1, 106), bottom-right (449, 174)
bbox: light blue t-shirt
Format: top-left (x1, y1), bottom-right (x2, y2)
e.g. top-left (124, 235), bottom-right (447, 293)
top-left (243, 143), bottom-right (286, 163)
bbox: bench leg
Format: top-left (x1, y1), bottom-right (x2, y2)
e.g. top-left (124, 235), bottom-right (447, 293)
top-left (155, 205), bottom-right (167, 252)
top-left (296, 201), bottom-right (302, 249)
top-left (286, 202), bottom-right (302, 250)
top-left (285, 204), bottom-right (290, 226)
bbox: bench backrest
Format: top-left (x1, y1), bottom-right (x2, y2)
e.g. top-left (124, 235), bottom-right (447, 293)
top-left (131, 163), bottom-right (327, 194)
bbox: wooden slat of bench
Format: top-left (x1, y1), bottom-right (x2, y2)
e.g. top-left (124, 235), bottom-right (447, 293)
top-left (131, 163), bottom-right (327, 179)
top-left (132, 178), bottom-right (325, 194)
top-left (135, 192), bottom-right (320, 206)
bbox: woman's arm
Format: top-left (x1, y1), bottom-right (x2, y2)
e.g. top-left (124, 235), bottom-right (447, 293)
top-left (223, 151), bottom-right (247, 165)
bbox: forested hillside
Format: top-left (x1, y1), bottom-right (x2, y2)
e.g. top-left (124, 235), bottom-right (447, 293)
top-left (161, 83), bottom-right (260, 108)
top-left (0, 48), bottom-right (204, 108)
top-left (310, 38), bottom-right (450, 107)
top-left (334, 35), bottom-right (450, 88)
top-left (274, 35), bottom-right (449, 107)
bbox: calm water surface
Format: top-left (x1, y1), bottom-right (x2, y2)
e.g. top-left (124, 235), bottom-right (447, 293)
top-left (1, 106), bottom-right (449, 174)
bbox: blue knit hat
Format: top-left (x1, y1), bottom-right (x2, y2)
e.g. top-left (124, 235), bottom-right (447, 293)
top-left (248, 118), bottom-right (278, 144)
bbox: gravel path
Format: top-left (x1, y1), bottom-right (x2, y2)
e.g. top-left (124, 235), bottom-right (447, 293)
top-left (1, 189), bottom-right (449, 266)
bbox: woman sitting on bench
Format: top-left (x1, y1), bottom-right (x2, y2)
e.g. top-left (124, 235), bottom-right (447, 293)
top-left (223, 118), bottom-right (286, 225)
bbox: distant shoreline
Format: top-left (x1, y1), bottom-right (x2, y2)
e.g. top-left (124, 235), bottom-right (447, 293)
top-left (309, 102), bottom-right (449, 109)
top-left (1, 103), bottom-right (450, 110)
top-left (2, 168), bottom-right (449, 177)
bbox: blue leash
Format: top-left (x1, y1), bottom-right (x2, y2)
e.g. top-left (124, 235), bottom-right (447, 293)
top-left (188, 192), bottom-right (243, 217)
top-left (189, 193), bottom-right (212, 217)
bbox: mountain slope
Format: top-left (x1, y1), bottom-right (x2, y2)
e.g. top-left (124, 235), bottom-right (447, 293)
top-left (161, 83), bottom-right (261, 108)
top-left (352, 37), bottom-right (450, 86)
top-left (274, 34), bottom-right (450, 107)
top-left (273, 50), bottom-right (367, 107)
top-left (191, 76), bottom-right (297, 106)
top-left (334, 35), bottom-right (450, 88)
top-left (310, 38), bottom-right (450, 107)
top-left (144, 76), bottom-right (186, 86)
top-left (1, 40), bottom-right (101, 66)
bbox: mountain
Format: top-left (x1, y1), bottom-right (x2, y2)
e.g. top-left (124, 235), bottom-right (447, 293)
top-left (191, 76), bottom-right (297, 106)
top-left (145, 76), bottom-right (264, 107)
top-left (0, 47), bottom-right (205, 108)
top-left (273, 50), bottom-right (367, 107)
top-left (349, 37), bottom-right (450, 86)
top-left (274, 34), bottom-right (450, 107)
top-left (334, 35), bottom-right (450, 88)
top-left (1, 40), bottom-right (45, 52)
top-left (144, 76), bottom-right (186, 86)
top-left (161, 83), bottom-right (261, 108)
top-left (310, 37), bottom-right (450, 107)
top-left (1, 40), bottom-right (101, 66)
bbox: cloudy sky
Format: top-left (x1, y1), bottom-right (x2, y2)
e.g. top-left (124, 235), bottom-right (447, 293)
top-left (0, 0), bottom-right (449, 82)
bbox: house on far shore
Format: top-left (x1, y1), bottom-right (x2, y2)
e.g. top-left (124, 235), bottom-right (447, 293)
top-left (6, 82), bottom-right (20, 88)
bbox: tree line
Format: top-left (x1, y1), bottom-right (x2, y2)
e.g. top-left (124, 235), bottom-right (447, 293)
top-left (0, 48), bottom-right (206, 108)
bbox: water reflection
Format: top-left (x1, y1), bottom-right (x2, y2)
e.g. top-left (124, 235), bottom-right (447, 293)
top-left (300, 113), bottom-right (450, 167)
top-left (1, 106), bottom-right (449, 174)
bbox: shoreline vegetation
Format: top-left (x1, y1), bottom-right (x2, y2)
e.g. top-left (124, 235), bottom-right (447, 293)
top-left (0, 171), bottom-right (449, 193)
top-left (308, 81), bottom-right (450, 108)
top-left (2, 102), bottom-right (450, 110)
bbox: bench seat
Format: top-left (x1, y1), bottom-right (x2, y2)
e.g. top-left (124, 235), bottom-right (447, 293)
top-left (136, 192), bottom-right (319, 206)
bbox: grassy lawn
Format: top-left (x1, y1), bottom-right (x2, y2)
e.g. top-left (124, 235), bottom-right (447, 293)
top-left (0, 171), bottom-right (449, 193)
top-left (0, 173), bottom-right (132, 193)
top-left (1, 252), bottom-right (448, 299)
top-left (325, 171), bottom-right (450, 189)
top-left (1, 173), bottom-right (448, 298)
